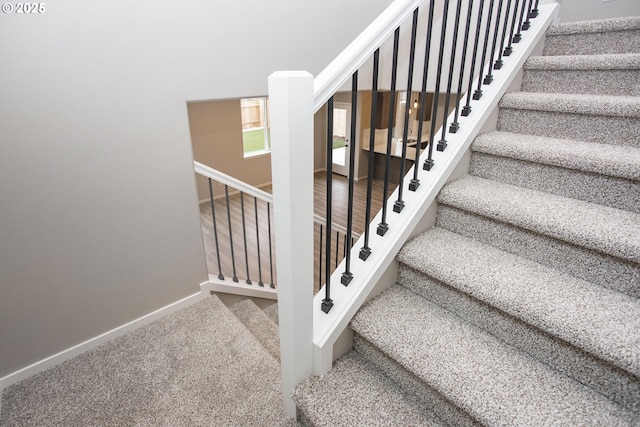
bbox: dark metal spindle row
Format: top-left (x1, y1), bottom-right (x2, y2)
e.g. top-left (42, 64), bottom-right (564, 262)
top-left (396, 8), bottom-right (419, 205)
top-left (204, 179), bottom-right (275, 288)
top-left (439, 0), bottom-right (464, 150)
top-left (413, 0), bottom-right (437, 174)
top-left (378, 28), bottom-right (401, 237)
top-left (322, 97), bottom-right (335, 313)
top-left (341, 71), bottom-right (358, 286)
top-left (318, 0), bottom-right (540, 312)
top-left (450, 0), bottom-right (476, 132)
top-left (360, 48), bottom-right (380, 262)
top-left (427, 0), bottom-right (451, 160)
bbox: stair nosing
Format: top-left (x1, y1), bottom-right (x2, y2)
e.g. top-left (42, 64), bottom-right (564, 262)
top-left (437, 175), bottom-right (640, 263)
top-left (351, 285), bottom-right (636, 426)
top-left (499, 91), bottom-right (640, 118)
top-left (546, 16), bottom-right (640, 36)
top-left (398, 227), bottom-right (640, 377)
top-left (471, 131), bottom-right (640, 181)
top-left (524, 53), bottom-right (640, 71)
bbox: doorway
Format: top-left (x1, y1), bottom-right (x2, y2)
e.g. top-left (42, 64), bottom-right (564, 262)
top-left (331, 102), bottom-right (351, 176)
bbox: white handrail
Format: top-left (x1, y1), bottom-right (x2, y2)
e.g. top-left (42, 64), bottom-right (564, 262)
top-left (313, 0), bottom-right (422, 113)
top-left (193, 161), bottom-right (274, 204)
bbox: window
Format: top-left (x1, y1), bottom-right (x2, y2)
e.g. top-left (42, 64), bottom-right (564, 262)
top-left (241, 97), bottom-right (271, 157)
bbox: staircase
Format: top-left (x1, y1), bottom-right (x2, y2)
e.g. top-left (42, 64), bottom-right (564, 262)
top-left (292, 16), bottom-right (640, 426)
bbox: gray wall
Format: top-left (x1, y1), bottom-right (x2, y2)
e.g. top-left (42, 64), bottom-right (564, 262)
top-left (0, 0), bottom-right (390, 378)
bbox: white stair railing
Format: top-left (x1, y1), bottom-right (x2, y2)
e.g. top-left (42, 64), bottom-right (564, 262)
top-left (268, 0), bottom-right (558, 418)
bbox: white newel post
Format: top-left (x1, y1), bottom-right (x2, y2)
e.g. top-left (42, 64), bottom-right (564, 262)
top-left (268, 71), bottom-right (315, 418)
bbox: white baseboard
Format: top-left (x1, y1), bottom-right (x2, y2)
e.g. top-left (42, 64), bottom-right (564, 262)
top-left (0, 288), bottom-right (208, 391)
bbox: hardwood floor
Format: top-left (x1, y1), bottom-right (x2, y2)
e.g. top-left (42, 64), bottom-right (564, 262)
top-left (199, 171), bottom-right (397, 293)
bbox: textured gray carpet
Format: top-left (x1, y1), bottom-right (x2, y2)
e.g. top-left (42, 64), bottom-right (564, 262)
top-left (293, 351), bottom-right (445, 427)
top-left (230, 299), bottom-right (280, 361)
top-left (399, 228), bottom-right (640, 378)
top-left (438, 175), bottom-right (640, 263)
top-left (293, 13), bottom-right (640, 426)
top-left (0, 295), bottom-right (285, 426)
top-left (396, 264), bottom-right (640, 413)
top-left (469, 134), bottom-right (640, 212)
top-left (543, 16), bottom-right (640, 55)
top-left (351, 286), bottom-right (637, 426)
top-left (522, 53), bottom-right (640, 96)
top-left (498, 92), bottom-right (640, 147)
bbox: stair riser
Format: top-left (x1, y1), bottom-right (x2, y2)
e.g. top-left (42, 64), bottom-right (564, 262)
top-left (498, 108), bottom-right (640, 147)
top-left (469, 152), bottom-right (640, 213)
top-left (543, 30), bottom-right (640, 56)
top-left (353, 335), bottom-right (481, 427)
top-left (435, 205), bottom-right (640, 297)
top-left (229, 300), bottom-right (281, 362)
top-left (397, 265), bottom-right (640, 413)
top-left (522, 69), bottom-right (640, 96)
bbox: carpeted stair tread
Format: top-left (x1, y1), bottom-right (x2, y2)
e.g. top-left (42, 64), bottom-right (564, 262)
top-left (499, 91), bottom-right (640, 118)
top-left (521, 53), bottom-right (640, 96)
top-left (543, 16), bottom-right (640, 56)
top-left (546, 16), bottom-right (640, 36)
top-left (0, 295), bottom-right (284, 426)
top-left (396, 264), bottom-right (640, 413)
top-left (351, 285), bottom-right (636, 426)
top-left (292, 351), bottom-right (445, 427)
top-left (524, 53), bottom-right (640, 70)
top-left (472, 131), bottom-right (640, 180)
top-left (469, 132), bottom-right (640, 212)
top-left (229, 299), bottom-right (280, 361)
top-left (263, 302), bottom-right (279, 325)
top-left (437, 175), bottom-right (640, 263)
top-left (398, 227), bottom-right (640, 377)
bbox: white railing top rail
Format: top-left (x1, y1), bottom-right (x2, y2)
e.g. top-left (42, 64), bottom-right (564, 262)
top-left (313, 0), bottom-right (422, 113)
top-left (194, 160), bottom-right (274, 204)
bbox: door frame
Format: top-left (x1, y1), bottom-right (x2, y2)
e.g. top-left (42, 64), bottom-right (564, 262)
top-left (331, 101), bottom-right (352, 177)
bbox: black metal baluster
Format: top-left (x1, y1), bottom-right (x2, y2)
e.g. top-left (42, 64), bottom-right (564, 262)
top-left (254, 198), bottom-right (264, 287)
top-left (267, 202), bottom-right (275, 288)
top-left (240, 192), bottom-right (252, 285)
top-left (399, 8), bottom-right (419, 192)
top-left (474, 0), bottom-right (495, 99)
top-left (439, 0), bottom-right (464, 150)
top-left (322, 97), bottom-right (335, 314)
top-left (208, 178), bottom-right (225, 280)
top-left (462, 0), bottom-right (487, 116)
top-left (522, 0), bottom-right (533, 30)
top-left (513, 0), bottom-right (528, 43)
top-left (484, 0), bottom-right (504, 85)
top-left (424, 0), bottom-right (451, 166)
top-left (224, 185), bottom-right (239, 282)
top-left (360, 48), bottom-right (380, 262)
top-left (318, 224), bottom-right (323, 291)
top-left (413, 0), bottom-right (438, 174)
top-left (530, 0), bottom-right (539, 18)
top-left (341, 71), bottom-right (358, 287)
top-left (378, 28), bottom-right (400, 235)
top-left (494, 0), bottom-right (513, 69)
top-left (450, 0), bottom-right (475, 132)
top-left (405, 7), bottom-right (422, 190)
top-left (503, 0), bottom-right (521, 56)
